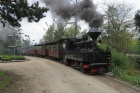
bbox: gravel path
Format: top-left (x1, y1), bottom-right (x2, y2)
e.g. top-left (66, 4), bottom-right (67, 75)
top-left (0, 56), bottom-right (139, 93)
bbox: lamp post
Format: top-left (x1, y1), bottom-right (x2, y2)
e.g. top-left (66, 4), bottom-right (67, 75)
top-left (75, 0), bottom-right (78, 38)
top-left (32, 40), bottom-right (35, 49)
top-left (8, 34), bottom-right (17, 59)
top-left (8, 46), bottom-right (16, 59)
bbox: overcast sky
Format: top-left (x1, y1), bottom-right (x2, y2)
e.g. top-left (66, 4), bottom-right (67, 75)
top-left (19, 0), bottom-right (140, 43)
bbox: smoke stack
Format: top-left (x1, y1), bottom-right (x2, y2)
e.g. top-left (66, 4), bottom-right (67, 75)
top-left (87, 27), bottom-right (101, 40)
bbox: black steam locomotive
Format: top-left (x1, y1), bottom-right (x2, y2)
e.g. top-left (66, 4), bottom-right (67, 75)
top-left (63, 27), bottom-right (111, 74)
top-left (26, 27), bottom-right (111, 74)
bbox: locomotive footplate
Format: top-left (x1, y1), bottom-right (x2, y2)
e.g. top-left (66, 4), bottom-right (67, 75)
top-left (89, 63), bottom-right (108, 68)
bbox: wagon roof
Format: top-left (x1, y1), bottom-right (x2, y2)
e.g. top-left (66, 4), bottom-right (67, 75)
top-left (34, 38), bottom-right (77, 46)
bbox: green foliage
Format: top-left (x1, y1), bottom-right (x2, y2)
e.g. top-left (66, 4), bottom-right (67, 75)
top-left (137, 38), bottom-right (140, 53)
top-left (128, 54), bottom-right (140, 69)
top-left (64, 25), bottom-right (80, 38)
top-left (111, 50), bottom-right (132, 69)
top-left (1, 55), bottom-right (13, 61)
top-left (1, 57), bottom-right (12, 61)
top-left (134, 10), bottom-right (140, 32)
top-left (108, 49), bottom-right (140, 87)
top-left (120, 69), bottom-right (140, 87)
top-left (0, 0), bottom-right (48, 27)
top-left (121, 74), bottom-right (140, 87)
top-left (128, 39), bottom-right (139, 54)
top-left (0, 55), bottom-right (25, 61)
top-left (43, 24), bottom-right (55, 43)
top-left (99, 43), bottom-right (108, 52)
top-left (0, 71), bottom-right (12, 92)
top-left (43, 23), bottom-right (81, 43)
top-left (54, 22), bottom-right (65, 40)
top-left (14, 56), bottom-right (25, 60)
top-left (102, 2), bottom-right (134, 53)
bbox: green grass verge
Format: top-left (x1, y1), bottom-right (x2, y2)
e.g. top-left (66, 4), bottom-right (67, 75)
top-left (100, 43), bottom-right (140, 87)
top-left (111, 50), bottom-right (140, 87)
top-left (0, 71), bottom-right (12, 92)
top-left (121, 70), bottom-right (140, 87)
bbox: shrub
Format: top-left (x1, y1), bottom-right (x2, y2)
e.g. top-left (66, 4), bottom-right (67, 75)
top-left (13, 56), bottom-right (25, 60)
top-left (1, 56), bottom-right (13, 61)
top-left (111, 50), bottom-right (133, 69)
top-left (109, 49), bottom-right (140, 87)
top-left (100, 43), bottom-right (140, 87)
top-left (99, 43), bottom-right (108, 52)
top-left (1, 55), bottom-right (25, 61)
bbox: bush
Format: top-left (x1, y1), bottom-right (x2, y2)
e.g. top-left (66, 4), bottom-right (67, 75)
top-left (109, 50), bottom-right (140, 87)
top-left (1, 55), bottom-right (25, 61)
top-left (100, 43), bottom-right (140, 87)
top-left (1, 57), bottom-right (13, 61)
top-left (111, 50), bottom-right (132, 69)
top-left (99, 43), bottom-right (108, 52)
top-left (127, 55), bottom-right (140, 70)
top-left (109, 50), bottom-right (135, 76)
top-left (13, 56), bottom-right (25, 60)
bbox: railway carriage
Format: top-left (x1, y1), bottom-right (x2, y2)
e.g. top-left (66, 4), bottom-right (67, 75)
top-left (27, 49), bottom-right (37, 56)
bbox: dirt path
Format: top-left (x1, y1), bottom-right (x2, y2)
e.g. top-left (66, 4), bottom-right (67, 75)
top-left (0, 56), bottom-right (139, 93)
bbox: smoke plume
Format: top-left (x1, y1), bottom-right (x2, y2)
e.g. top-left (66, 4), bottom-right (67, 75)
top-left (42, 0), bottom-right (103, 27)
top-left (0, 23), bottom-right (14, 42)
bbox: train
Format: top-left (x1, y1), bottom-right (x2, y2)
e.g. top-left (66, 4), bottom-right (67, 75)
top-left (25, 27), bottom-right (111, 74)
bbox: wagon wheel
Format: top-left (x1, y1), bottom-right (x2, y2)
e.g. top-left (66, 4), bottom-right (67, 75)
top-left (64, 59), bottom-right (71, 66)
top-left (80, 63), bottom-right (89, 73)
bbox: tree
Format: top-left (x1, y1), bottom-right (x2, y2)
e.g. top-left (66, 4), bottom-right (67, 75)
top-left (134, 10), bottom-right (140, 32)
top-left (134, 10), bottom-right (140, 53)
top-left (0, 0), bottom-right (48, 27)
top-left (64, 24), bottom-right (81, 38)
top-left (53, 19), bottom-right (66, 40)
top-left (102, 2), bottom-right (134, 53)
top-left (43, 24), bottom-right (55, 42)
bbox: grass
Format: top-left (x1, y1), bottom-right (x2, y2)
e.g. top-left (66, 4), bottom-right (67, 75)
top-left (121, 70), bottom-right (140, 87)
top-left (0, 71), bottom-right (12, 92)
top-left (100, 43), bottom-right (140, 87)
top-left (0, 55), bottom-right (25, 61)
top-left (110, 50), bottom-right (140, 87)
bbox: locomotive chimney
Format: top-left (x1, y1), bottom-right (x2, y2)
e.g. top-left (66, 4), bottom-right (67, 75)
top-left (87, 27), bottom-right (101, 40)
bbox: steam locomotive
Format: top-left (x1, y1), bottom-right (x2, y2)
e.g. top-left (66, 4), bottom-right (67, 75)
top-left (26, 27), bottom-right (111, 74)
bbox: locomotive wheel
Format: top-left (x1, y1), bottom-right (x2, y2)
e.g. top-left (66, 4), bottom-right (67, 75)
top-left (80, 63), bottom-right (89, 73)
top-left (81, 68), bottom-right (89, 73)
